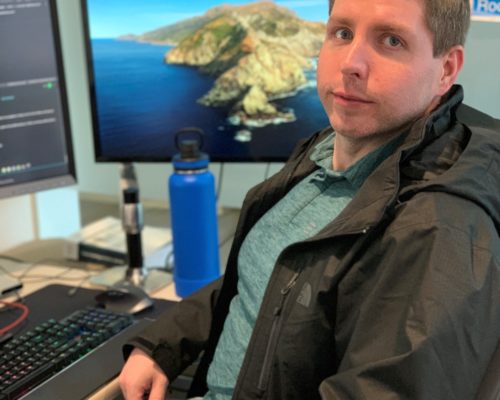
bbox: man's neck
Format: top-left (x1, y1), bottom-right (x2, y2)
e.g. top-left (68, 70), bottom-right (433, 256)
top-left (332, 123), bottom-right (414, 171)
top-left (332, 134), bottom-right (390, 171)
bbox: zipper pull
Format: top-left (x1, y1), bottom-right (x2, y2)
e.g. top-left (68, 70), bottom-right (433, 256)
top-left (281, 272), bottom-right (300, 295)
top-left (273, 272), bottom-right (300, 317)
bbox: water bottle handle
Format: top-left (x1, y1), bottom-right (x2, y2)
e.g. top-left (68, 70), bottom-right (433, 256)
top-left (175, 127), bottom-right (205, 151)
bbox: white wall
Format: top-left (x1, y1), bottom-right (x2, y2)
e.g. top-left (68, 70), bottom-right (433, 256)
top-left (458, 21), bottom-right (500, 118)
top-left (0, 196), bottom-right (36, 252)
top-left (0, 187), bottom-right (81, 251)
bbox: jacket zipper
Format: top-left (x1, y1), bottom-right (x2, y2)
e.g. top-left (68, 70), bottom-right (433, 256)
top-left (257, 271), bottom-right (300, 394)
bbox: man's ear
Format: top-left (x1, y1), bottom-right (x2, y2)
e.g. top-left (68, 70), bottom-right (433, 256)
top-left (437, 45), bottom-right (464, 96)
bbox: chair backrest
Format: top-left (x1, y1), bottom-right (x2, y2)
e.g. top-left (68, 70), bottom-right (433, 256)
top-left (476, 340), bottom-right (500, 400)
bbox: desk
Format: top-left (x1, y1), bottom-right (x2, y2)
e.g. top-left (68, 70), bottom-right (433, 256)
top-left (0, 256), bottom-right (181, 400)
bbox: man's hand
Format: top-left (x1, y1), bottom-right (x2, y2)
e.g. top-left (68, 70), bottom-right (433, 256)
top-left (119, 348), bottom-right (169, 400)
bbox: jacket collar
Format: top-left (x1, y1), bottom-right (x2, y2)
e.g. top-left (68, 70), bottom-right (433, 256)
top-left (300, 85), bottom-right (467, 238)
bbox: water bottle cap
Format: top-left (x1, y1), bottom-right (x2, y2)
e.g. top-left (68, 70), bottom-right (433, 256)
top-left (180, 140), bottom-right (200, 159)
top-left (173, 127), bottom-right (210, 170)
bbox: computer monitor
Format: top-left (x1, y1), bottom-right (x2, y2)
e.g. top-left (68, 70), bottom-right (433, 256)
top-left (81, 0), bottom-right (330, 162)
top-left (0, 0), bottom-right (76, 199)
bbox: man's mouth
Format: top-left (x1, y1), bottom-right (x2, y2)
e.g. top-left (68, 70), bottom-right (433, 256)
top-left (333, 91), bottom-right (374, 105)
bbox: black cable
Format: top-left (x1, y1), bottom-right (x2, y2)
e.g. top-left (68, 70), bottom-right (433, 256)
top-left (219, 233), bottom-right (235, 249)
top-left (0, 264), bottom-right (20, 279)
top-left (19, 264), bottom-right (91, 282)
top-left (264, 162), bottom-right (272, 181)
top-left (0, 258), bottom-right (91, 286)
top-left (216, 162), bottom-right (225, 202)
top-left (0, 255), bottom-right (88, 274)
top-left (66, 274), bottom-right (92, 297)
top-left (0, 254), bottom-right (25, 264)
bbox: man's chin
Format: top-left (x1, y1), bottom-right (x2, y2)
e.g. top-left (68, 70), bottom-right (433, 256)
top-left (330, 114), bottom-right (375, 136)
top-left (331, 115), bottom-right (413, 141)
top-left (331, 122), bottom-right (377, 139)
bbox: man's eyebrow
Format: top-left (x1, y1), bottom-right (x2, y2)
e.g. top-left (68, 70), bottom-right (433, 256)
top-left (327, 15), bottom-right (353, 27)
top-left (372, 23), bottom-right (414, 36)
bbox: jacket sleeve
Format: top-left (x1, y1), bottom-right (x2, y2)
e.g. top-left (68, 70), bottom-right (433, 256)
top-left (123, 276), bottom-right (223, 381)
top-left (319, 199), bottom-right (500, 399)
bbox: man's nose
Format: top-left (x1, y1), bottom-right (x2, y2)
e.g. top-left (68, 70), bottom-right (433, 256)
top-left (340, 38), bottom-right (369, 80)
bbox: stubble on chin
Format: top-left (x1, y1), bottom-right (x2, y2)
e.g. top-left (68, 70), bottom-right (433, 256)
top-left (330, 106), bottom-right (418, 144)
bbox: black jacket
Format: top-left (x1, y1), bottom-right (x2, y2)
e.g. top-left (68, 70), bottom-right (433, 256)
top-left (125, 86), bottom-right (500, 399)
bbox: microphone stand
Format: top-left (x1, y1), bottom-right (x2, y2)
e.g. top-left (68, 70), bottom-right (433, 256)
top-left (122, 186), bottom-right (146, 286)
top-left (89, 163), bottom-right (172, 294)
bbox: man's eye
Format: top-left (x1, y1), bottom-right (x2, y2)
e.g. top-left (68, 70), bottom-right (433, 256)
top-left (383, 35), bottom-right (402, 47)
top-left (334, 28), bottom-right (353, 40)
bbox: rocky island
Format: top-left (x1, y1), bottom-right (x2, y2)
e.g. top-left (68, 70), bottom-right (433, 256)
top-left (136, 2), bottom-right (325, 129)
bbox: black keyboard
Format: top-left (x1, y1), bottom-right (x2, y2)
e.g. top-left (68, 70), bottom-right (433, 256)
top-left (0, 307), bottom-right (136, 400)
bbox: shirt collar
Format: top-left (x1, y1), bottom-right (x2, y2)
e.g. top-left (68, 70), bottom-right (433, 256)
top-left (309, 132), bottom-right (405, 189)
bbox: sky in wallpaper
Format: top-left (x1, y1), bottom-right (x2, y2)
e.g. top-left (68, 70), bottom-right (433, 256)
top-left (88, 0), bottom-right (328, 38)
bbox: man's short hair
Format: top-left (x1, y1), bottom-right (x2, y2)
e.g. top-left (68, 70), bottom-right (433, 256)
top-left (327, 0), bottom-right (471, 56)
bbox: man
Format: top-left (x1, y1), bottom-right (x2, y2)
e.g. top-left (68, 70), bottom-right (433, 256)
top-left (120, 0), bottom-right (500, 398)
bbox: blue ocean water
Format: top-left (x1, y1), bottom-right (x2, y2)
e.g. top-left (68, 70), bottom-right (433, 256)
top-left (91, 39), bottom-right (330, 161)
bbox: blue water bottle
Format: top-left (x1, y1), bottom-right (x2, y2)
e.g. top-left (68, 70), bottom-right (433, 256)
top-left (169, 128), bottom-right (220, 297)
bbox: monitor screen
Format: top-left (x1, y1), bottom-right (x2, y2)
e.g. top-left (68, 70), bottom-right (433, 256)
top-left (82, 0), bottom-right (330, 162)
top-left (0, 0), bottom-right (76, 199)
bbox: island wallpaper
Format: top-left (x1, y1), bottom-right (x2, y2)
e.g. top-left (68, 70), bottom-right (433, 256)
top-left (86, 0), bottom-right (331, 161)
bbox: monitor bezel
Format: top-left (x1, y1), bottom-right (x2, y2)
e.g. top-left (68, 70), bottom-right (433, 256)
top-left (0, 0), bottom-right (77, 200)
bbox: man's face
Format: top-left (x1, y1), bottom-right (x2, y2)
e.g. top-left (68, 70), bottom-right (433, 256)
top-left (317, 0), bottom-right (448, 140)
